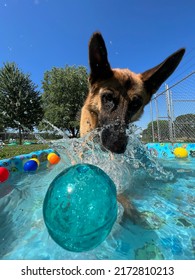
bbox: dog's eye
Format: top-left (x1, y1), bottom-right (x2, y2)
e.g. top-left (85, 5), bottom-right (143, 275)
top-left (102, 93), bottom-right (116, 111)
top-left (102, 93), bottom-right (113, 102)
top-left (130, 96), bottom-right (143, 111)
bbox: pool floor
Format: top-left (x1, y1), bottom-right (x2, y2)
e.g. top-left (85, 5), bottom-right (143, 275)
top-left (0, 156), bottom-right (195, 260)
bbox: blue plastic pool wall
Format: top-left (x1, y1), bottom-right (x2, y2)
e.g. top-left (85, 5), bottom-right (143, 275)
top-left (0, 149), bottom-right (54, 172)
top-left (0, 143), bottom-right (195, 172)
top-left (146, 142), bottom-right (195, 158)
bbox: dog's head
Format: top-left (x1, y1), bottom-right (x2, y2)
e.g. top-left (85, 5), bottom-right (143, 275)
top-left (82, 32), bottom-right (185, 153)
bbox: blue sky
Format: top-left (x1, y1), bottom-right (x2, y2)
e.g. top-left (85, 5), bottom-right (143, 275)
top-left (0, 0), bottom-right (195, 129)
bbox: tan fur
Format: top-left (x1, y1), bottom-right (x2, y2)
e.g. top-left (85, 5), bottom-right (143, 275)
top-left (80, 33), bottom-right (185, 144)
top-left (80, 69), bottom-right (147, 136)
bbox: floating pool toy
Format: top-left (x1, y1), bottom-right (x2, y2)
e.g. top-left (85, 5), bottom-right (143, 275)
top-left (173, 147), bottom-right (188, 158)
top-left (47, 153), bottom-right (60, 165)
top-left (0, 167), bottom-right (10, 183)
top-left (23, 160), bottom-right (38, 172)
top-left (31, 158), bottom-right (40, 166)
top-left (47, 152), bottom-right (56, 161)
top-left (43, 163), bottom-right (117, 252)
top-left (23, 141), bottom-right (32, 145)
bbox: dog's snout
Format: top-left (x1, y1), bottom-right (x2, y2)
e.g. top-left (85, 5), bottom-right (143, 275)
top-left (101, 126), bottom-right (128, 154)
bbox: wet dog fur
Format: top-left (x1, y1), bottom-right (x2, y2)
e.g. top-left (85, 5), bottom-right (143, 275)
top-left (80, 32), bottom-right (185, 222)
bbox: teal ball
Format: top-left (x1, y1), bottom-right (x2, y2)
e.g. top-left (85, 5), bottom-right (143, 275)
top-left (43, 163), bottom-right (117, 252)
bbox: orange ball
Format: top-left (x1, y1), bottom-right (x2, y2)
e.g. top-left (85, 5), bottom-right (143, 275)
top-left (48, 154), bottom-right (60, 165)
top-left (47, 153), bottom-right (56, 161)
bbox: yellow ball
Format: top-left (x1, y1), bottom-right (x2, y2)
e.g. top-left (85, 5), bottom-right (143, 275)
top-left (31, 158), bottom-right (40, 166)
top-left (173, 147), bottom-right (188, 158)
top-left (47, 153), bottom-right (57, 161)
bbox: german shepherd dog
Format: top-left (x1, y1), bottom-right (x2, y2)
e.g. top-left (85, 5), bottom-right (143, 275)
top-left (80, 32), bottom-right (185, 221)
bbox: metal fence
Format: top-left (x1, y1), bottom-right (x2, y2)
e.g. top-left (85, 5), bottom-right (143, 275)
top-left (142, 71), bottom-right (195, 143)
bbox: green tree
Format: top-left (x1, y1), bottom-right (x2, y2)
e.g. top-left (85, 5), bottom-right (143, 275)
top-left (0, 108), bottom-right (5, 143)
top-left (174, 114), bottom-right (195, 139)
top-left (142, 120), bottom-right (169, 142)
top-left (41, 65), bottom-right (88, 138)
top-left (0, 62), bottom-right (43, 144)
top-left (0, 107), bottom-right (5, 133)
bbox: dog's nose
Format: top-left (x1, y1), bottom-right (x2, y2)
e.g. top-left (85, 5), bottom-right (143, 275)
top-left (101, 127), bottom-right (128, 154)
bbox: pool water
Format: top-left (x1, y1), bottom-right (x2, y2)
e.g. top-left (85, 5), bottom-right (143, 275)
top-left (0, 130), bottom-right (194, 260)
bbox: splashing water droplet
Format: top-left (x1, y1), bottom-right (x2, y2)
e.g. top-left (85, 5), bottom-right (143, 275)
top-left (50, 125), bottom-right (173, 193)
top-left (42, 119), bottom-right (68, 139)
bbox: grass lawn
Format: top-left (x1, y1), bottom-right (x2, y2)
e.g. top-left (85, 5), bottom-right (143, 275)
top-left (0, 144), bottom-right (50, 160)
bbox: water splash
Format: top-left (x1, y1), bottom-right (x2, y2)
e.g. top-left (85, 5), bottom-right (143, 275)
top-left (13, 120), bottom-right (48, 144)
top-left (4, 113), bottom-right (174, 190)
top-left (1, 111), bottom-right (49, 144)
top-left (50, 125), bottom-right (173, 194)
top-left (124, 126), bottom-right (174, 181)
top-left (42, 119), bottom-right (69, 139)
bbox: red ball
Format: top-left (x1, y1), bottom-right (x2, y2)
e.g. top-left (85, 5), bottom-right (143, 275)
top-left (0, 167), bottom-right (10, 183)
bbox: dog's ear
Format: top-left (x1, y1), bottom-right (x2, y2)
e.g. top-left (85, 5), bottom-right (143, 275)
top-left (141, 48), bottom-right (185, 96)
top-left (89, 32), bottom-right (113, 84)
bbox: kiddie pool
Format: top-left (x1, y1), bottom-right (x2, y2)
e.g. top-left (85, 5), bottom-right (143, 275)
top-left (0, 136), bottom-right (195, 260)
